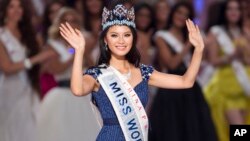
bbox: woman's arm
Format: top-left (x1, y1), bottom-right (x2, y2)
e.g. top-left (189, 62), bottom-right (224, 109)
top-left (0, 40), bottom-right (55, 75)
top-left (59, 22), bottom-right (96, 96)
top-left (149, 19), bottom-right (204, 89)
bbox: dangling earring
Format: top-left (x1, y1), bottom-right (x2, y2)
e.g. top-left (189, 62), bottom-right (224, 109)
top-left (105, 43), bottom-right (108, 51)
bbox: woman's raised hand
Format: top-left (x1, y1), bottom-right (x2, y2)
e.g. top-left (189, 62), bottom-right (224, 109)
top-left (186, 19), bottom-right (204, 51)
top-left (59, 22), bottom-right (85, 52)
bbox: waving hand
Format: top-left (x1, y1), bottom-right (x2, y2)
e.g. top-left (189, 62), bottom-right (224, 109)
top-left (186, 19), bottom-right (204, 51)
top-left (59, 22), bottom-right (85, 52)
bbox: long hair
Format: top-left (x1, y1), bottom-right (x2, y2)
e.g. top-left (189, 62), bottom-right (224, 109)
top-left (82, 0), bottom-right (103, 32)
top-left (42, 0), bottom-right (64, 41)
top-left (98, 26), bottom-right (141, 67)
top-left (205, 1), bottom-right (224, 33)
top-left (218, 0), bottom-right (243, 31)
top-left (134, 2), bottom-right (155, 32)
top-left (0, 0), bottom-right (41, 94)
top-left (166, 1), bottom-right (194, 42)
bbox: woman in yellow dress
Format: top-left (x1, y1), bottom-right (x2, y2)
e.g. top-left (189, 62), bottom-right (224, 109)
top-left (205, 0), bottom-right (250, 141)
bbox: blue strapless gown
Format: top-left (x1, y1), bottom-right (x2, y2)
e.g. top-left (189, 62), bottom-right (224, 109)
top-left (85, 64), bottom-right (154, 141)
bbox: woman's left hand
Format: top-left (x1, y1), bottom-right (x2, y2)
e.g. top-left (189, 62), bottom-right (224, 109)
top-left (186, 19), bottom-right (204, 51)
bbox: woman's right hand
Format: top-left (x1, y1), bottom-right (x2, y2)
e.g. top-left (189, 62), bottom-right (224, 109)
top-left (59, 22), bottom-right (85, 53)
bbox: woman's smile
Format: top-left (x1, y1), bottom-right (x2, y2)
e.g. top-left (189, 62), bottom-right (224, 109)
top-left (105, 25), bottom-right (133, 57)
top-left (115, 45), bottom-right (127, 50)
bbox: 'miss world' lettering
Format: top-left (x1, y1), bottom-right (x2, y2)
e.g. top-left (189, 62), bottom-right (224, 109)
top-left (110, 82), bottom-right (132, 115)
top-left (109, 81), bottom-right (143, 140)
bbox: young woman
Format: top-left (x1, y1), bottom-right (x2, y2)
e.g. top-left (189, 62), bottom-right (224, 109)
top-left (59, 3), bottom-right (204, 141)
top-left (134, 2), bottom-right (155, 65)
top-left (149, 2), bottom-right (217, 141)
top-left (82, 0), bottom-right (103, 67)
top-left (205, 0), bottom-right (250, 141)
top-left (40, 0), bottom-right (65, 96)
top-left (37, 7), bottom-right (101, 141)
top-left (0, 0), bottom-right (54, 141)
top-left (42, 0), bottom-right (64, 42)
top-left (154, 0), bottom-right (170, 31)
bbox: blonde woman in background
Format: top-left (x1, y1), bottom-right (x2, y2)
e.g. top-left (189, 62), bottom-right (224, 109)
top-left (37, 7), bottom-right (101, 141)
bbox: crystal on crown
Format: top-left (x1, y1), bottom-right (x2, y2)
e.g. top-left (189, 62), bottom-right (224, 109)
top-left (102, 4), bottom-right (135, 30)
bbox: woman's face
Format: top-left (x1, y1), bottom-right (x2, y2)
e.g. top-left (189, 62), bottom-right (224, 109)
top-left (135, 7), bottom-right (152, 31)
top-left (49, 3), bottom-right (63, 22)
top-left (172, 6), bottom-right (190, 28)
top-left (105, 25), bottom-right (133, 58)
top-left (6, 0), bottom-right (23, 23)
top-left (62, 13), bottom-right (81, 29)
top-left (86, 0), bottom-right (102, 15)
top-left (226, 1), bottom-right (241, 24)
top-left (155, 1), bottom-right (169, 22)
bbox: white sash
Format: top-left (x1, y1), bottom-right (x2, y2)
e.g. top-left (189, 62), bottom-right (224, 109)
top-left (211, 26), bottom-right (250, 96)
top-left (155, 30), bottom-right (216, 87)
top-left (47, 39), bottom-right (72, 62)
top-left (0, 28), bottom-right (28, 85)
top-left (155, 31), bottom-right (191, 67)
top-left (98, 65), bottom-right (148, 141)
top-left (197, 60), bottom-right (216, 87)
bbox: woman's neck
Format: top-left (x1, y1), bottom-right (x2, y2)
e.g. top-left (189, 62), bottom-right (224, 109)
top-left (228, 22), bottom-right (239, 29)
top-left (5, 21), bottom-right (21, 40)
top-left (109, 56), bottom-right (130, 71)
top-left (169, 26), bottom-right (184, 41)
top-left (5, 21), bottom-right (18, 31)
top-left (169, 26), bottom-right (182, 33)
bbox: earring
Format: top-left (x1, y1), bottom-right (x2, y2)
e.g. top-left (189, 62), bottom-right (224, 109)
top-left (105, 43), bottom-right (108, 51)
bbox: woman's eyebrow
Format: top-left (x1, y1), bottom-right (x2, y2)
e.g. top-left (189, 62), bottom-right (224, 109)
top-left (109, 31), bottom-right (132, 34)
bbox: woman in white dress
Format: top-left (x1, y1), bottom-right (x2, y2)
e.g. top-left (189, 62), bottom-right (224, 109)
top-left (37, 7), bottom-right (101, 141)
top-left (0, 0), bottom-right (55, 141)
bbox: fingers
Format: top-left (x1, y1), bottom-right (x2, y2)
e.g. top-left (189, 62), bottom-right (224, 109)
top-left (59, 22), bottom-right (76, 37)
top-left (60, 23), bottom-right (71, 35)
top-left (186, 20), bottom-right (191, 32)
top-left (189, 19), bottom-right (196, 31)
top-left (74, 28), bottom-right (83, 38)
top-left (65, 22), bottom-right (75, 34)
top-left (60, 30), bottom-right (68, 40)
top-left (186, 19), bottom-right (199, 32)
top-left (195, 25), bottom-right (200, 33)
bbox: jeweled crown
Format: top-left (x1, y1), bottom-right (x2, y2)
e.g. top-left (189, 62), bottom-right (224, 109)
top-left (102, 4), bottom-right (135, 30)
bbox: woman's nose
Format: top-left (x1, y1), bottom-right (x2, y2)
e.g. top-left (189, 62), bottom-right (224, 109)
top-left (118, 36), bottom-right (125, 43)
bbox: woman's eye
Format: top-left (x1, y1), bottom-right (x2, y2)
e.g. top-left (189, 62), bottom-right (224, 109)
top-left (111, 34), bottom-right (118, 37)
top-left (125, 34), bottom-right (131, 37)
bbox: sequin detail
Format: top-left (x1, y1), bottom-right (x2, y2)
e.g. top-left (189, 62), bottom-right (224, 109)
top-left (83, 64), bottom-right (154, 140)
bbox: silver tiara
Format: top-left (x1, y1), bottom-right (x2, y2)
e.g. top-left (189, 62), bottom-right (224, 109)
top-left (102, 4), bottom-right (136, 30)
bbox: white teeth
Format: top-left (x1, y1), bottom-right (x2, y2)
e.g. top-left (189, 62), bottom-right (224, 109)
top-left (116, 46), bottom-right (126, 50)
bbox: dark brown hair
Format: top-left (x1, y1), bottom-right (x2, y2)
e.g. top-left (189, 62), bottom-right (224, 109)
top-left (98, 26), bottom-right (141, 67)
top-left (0, 0), bottom-right (41, 94)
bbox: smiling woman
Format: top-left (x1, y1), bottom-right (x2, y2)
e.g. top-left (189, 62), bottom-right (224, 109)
top-left (98, 24), bottom-right (140, 67)
top-left (59, 1), bottom-right (205, 140)
top-left (105, 26), bottom-right (133, 56)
